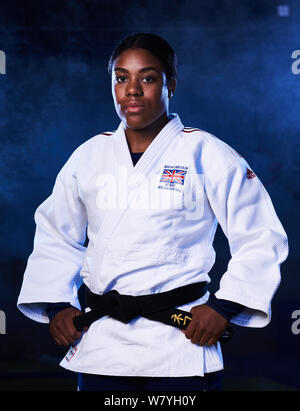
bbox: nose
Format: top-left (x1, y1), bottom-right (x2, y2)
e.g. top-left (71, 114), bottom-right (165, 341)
top-left (126, 78), bottom-right (143, 96)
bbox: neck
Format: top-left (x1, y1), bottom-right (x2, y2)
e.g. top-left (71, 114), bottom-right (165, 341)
top-left (125, 113), bottom-right (170, 153)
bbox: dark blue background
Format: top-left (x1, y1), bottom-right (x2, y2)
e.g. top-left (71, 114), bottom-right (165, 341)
top-left (0, 0), bottom-right (299, 390)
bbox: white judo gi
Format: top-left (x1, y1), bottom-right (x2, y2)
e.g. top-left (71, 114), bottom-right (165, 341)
top-left (17, 113), bottom-right (288, 376)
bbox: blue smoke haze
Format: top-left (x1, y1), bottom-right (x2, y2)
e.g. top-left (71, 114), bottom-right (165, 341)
top-left (0, 0), bottom-right (299, 390)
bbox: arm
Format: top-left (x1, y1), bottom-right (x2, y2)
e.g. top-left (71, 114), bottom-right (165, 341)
top-left (185, 158), bottom-right (288, 345)
top-left (205, 294), bottom-right (245, 321)
top-left (17, 147), bottom-right (88, 324)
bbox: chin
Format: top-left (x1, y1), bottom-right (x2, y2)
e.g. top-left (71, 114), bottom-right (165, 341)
top-left (124, 116), bottom-right (152, 130)
top-left (124, 112), bottom-right (167, 131)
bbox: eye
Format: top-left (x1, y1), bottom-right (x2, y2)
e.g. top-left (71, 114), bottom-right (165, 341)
top-left (115, 76), bottom-right (127, 83)
top-left (142, 76), bottom-right (155, 83)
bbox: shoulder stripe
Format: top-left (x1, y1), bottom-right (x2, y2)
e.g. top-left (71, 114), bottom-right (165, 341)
top-left (182, 127), bottom-right (204, 133)
top-left (246, 168), bottom-right (256, 179)
top-left (100, 131), bottom-right (114, 136)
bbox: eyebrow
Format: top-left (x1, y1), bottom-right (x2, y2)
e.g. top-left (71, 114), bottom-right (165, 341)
top-left (114, 66), bottom-right (159, 74)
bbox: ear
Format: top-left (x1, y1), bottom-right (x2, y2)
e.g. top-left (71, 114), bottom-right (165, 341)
top-left (167, 78), bottom-right (177, 98)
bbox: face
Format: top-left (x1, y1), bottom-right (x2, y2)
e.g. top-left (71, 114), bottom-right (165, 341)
top-left (111, 48), bottom-right (175, 130)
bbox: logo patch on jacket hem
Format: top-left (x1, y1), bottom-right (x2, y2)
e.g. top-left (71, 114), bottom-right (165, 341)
top-left (65, 344), bottom-right (77, 362)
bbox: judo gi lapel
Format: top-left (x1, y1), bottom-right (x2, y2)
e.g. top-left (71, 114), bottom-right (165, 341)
top-left (113, 113), bottom-right (184, 217)
top-left (114, 113), bottom-right (184, 175)
top-left (102, 113), bottom-right (184, 230)
top-left (90, 114), bottom-right (184, 292)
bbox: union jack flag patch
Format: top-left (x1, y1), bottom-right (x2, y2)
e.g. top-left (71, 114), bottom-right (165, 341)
top-left (160, 168), bottom-right (187, 185)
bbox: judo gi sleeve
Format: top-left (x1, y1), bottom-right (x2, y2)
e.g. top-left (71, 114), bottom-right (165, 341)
top-left (17, 148), bottom-right (88, 323)
top-left (205, 293), bottom-right (245, 321)
top-left (205, 160), bottom-right (288, 328)
top-left (46, 302), bottom-right (73, 322)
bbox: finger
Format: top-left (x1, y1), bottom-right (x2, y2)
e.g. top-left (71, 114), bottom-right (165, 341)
top-left (191, 327), bottom-right (204, 345)
top-left (184, 321), bottom-right (197, 340)
top-left (62, 326), bottom-right (82, 345)
top-left (53, 333), bottom-right (71, 347)
top-left (199, 332), bottom-right (215, 347)
top-left (49, 324), bottom-right (62, 344)
top-left (64, 321), bottom-right (82, 341)
top-left (207, 337), bottom-right (217, 347)
top-left (58, 310), bottom-right (82, 341)
top-left (50, 323), bottom-right (70, 346)
top-left (51, 323), bottom-right (78, 346)
top-left (60, 329), bottom-right (80, 346)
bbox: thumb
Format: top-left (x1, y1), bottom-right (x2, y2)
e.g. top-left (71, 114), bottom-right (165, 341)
top-left (73, 308), bottom-right (89, 332)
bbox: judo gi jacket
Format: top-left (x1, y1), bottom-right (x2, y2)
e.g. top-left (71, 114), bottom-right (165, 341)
top-left (17, 114), bottom-right (288, 376)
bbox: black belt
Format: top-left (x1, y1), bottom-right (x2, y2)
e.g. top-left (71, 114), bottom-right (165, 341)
top-left (73, 282), bottom-right (233, 343)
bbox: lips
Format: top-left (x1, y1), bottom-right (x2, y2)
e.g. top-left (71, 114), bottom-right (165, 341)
top-left (124, 101), bottom-right (144, 108)
top-left (123, 101), bottom-right (145, 113)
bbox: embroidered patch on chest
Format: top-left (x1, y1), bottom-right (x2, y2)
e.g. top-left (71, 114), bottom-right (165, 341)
top-left (159, 165), bottom-right (188, 185)
top-left (158, 165), bottom-right (188, 193)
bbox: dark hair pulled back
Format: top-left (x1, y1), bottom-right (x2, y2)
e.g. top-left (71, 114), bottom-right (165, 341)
top-left (108, 32), bottom-right (177, 84)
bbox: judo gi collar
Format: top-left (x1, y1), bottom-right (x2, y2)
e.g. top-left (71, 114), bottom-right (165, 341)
top-left (113, 113), bottom-right (184, 174)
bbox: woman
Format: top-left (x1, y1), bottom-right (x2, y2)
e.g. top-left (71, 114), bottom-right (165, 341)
top-left (17, 33), bottom-right (288, 391)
